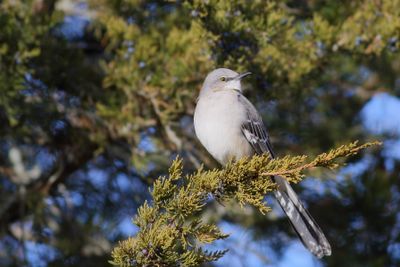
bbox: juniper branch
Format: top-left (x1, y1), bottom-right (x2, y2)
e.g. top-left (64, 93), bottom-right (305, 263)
top-left (262, 141), bottom-right (381, 181)
top-left (110, 141), bottom-right (380, 267)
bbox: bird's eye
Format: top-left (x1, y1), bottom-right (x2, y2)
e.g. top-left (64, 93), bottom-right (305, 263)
top-left (220, 77), bottom-right (226, 81)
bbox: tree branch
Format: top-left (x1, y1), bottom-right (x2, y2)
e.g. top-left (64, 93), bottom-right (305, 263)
top-left (110, 141), bottom-right (380, 267)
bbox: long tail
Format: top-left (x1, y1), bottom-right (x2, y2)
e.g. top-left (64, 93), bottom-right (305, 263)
top-left (273, 175), bottom-right (332, 258)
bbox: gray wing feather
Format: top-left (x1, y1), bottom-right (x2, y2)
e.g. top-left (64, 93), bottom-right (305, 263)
top-left (238, 95), bottom-right (331, 258)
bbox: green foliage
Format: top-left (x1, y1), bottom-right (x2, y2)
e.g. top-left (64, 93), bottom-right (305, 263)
top-left (110, 141), bottom-right (379, 266)
top-left (92, 0), bottom-right (400, 169)
top-left (0, 0), bottom-right (60, 127)
top-left (0, 0), bottom-right (399, 266)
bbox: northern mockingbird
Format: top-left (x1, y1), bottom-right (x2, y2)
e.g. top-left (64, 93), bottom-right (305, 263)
top-left (194, 68), bottom-right (331, 258)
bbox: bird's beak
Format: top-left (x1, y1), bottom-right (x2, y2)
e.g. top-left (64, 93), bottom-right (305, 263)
top-left (234, 72), bottom-right (252, 80)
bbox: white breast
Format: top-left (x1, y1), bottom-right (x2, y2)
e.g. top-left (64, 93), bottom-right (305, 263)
top-left (194, 90), bottom-right (253, 165)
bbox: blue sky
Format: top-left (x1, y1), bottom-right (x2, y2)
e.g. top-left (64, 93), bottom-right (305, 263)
top-left (21, 4), bottom-right (400, 266)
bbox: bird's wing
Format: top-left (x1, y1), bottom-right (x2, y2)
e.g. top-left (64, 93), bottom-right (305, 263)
top-left (239, 97), bottom-right (275, 158)
top-left (238, 94), bottom-right (332, 258)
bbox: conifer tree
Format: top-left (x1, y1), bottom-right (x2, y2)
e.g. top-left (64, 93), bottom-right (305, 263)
top-left (0, 1), bottom-right (399, 266)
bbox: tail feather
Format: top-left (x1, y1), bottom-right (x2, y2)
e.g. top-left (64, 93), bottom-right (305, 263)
top-left (273, 176), bottom-right (331, 258)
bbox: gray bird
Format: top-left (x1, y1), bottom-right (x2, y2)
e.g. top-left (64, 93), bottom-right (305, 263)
top-left (194, 68), bottom-right (331, 258)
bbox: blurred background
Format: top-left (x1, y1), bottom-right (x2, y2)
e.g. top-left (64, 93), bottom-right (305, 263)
top-left (0, 0), bottom-right (399, 266)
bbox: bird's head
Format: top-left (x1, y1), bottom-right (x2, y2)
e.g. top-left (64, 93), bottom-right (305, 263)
top-left (200, 68), bottom-right (251, 96)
